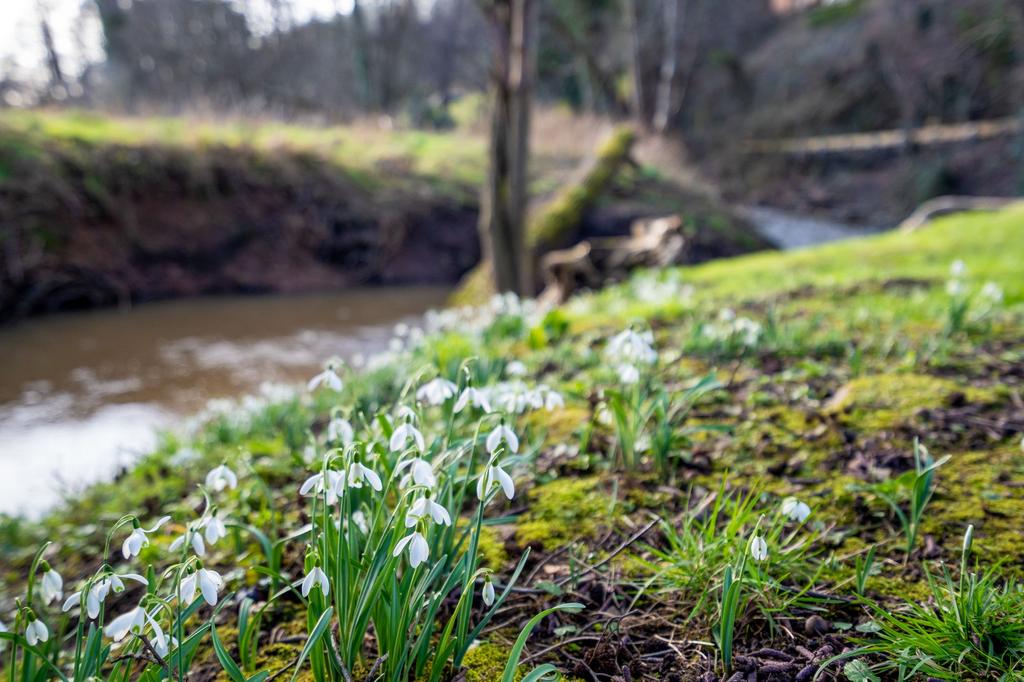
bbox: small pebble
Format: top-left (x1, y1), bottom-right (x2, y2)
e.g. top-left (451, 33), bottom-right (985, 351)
top-left (805, 614), bottom-right (831, 636)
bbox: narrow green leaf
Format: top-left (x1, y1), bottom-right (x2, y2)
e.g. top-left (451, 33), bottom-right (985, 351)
top-left (211, 626), bottom-right (246, 682)
top-left (291, 606), bottom-right (334, 682)
top-left (501, 603), bottom-right (583, 682)
top-left (521, 664), bottom-right (559, 682)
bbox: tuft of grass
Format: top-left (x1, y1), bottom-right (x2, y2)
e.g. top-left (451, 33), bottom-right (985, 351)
top-left (836, 526), bottom-right (1024, 680)
top-left (631, 481), bottom-right (826, 632)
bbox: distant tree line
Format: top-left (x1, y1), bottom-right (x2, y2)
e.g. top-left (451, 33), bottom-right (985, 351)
top-left (7, 0), bottom-right (1022, 139)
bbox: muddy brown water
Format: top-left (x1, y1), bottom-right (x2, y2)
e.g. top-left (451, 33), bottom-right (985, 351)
top-left (0, 288), bottom-right (448, 516)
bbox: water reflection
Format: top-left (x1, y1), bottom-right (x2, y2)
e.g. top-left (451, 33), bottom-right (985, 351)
top-left (0, 288), bottom-right (448, 516)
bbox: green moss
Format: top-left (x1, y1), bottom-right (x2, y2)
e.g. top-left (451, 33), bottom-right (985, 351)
top-left (516, 477), bottom-right (611, 550)
top-left (923, 447), bottom-right (1024, 571)
top-left (460, 642), bottom-right (519, 682)
top-left (825, 373), bottom-right (996, 431)
top-left (475, 523), bottom-right (509, 570)
top-left (867, 574), bottom-right (933, 603)
top-left (257, 643), bottom-right (314, 682)
top-left (523, 405), bottom-right (590, 447)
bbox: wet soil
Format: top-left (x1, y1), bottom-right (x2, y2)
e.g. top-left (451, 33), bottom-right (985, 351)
top-left (0, 141), bottom-right (481, 321)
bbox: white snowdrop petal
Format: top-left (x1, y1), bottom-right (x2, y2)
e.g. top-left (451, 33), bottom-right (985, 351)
top-left (749, 536), bottom-right (768, 562)
top-left (301, 571), bottom-right (315, 598)
top-left (62, 591), bottom-right (82, 613)
top-left (409, 534), bottom-right (429, 567)
top-left (495, 467), bottom-right (515, 500)
top-left (393, 534), bottom-right (413, 557)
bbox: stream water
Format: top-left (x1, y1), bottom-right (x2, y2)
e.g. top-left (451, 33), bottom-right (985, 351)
top-left (0, 207), bottom-right (879, 517)
top-left (0, 288), bottom-right (447, 516)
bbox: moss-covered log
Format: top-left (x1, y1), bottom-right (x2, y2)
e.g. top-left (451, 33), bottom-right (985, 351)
top-left (450, 125), bottom-right (636, 306)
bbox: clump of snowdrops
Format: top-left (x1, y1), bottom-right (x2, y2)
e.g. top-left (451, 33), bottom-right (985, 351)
top-left (0, 356), bottom-right (575, 682)
top-left (1, 466), bottom-right (235, 682)
top-left (597, 325), bottom-right (722, 475)
top-left (945, 259), bottom-right (1003, 334)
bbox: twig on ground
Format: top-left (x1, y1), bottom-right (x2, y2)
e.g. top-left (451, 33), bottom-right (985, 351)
top-left (555, 517), bottom-right (659, 587)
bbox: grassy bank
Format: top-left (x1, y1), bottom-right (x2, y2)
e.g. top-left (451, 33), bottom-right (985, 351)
top-left (0, 108), bottom-right (488, 196)
top-left (2, 203), bottom-right (1023, 680)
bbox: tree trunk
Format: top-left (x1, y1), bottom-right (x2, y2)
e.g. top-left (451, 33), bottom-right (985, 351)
top-left (478, 0), bottom-right (533, 295)
top-left (38, 9), bottom-right (68, 99)
top-left (653, 0), bottom-right (681, 133)
top-left (452, 126), bottom-right (636, 306)
top-left (350, 0), bottom-right (375, 111)
top-left (625, 0), bottom-right (648, 128)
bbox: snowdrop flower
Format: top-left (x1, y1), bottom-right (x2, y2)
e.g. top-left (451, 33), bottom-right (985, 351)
top-left (606, 328), bottom-right (658, 365)
top-left (980, 281), bottom-right (1003, 304)
top-left (299, 470), bottom-right (344, 506)
top-left (491, 383), bottom-right (533, 414)
top-left (393, 531), bottom-right (429, 568)
top-left (735, 318), bottom-right (762, 346)
top-left (25, 616), bottom-right (48, 646)
top-left (749, 535), bottom-right (768, 562)
top-left (780, 497), bottom-right (811, 523)
top-left (506, 361), bottom-right (527, 377)
top-left (327, 416), bottom-right (355, 445)
top-left (39, 563), bottom-right (63, 605)
top-left (477, 463), bottom-right (515, 501)
top-left (351, 510), bottom-right (369, 534)
top-left (482, 577), bottom-right (496, 606)
top-left (61, 592), bottom-right (85, 616)
top-left (946, 279), bottom-right (966, 297)
top-left (416, 378), bottom-right (458, 406)
top-left (486, 423), bottom-right (519, 455)
top-left (540, 386), bottom-right (564, 411)
top-left (399, 457), bottom-right (437, 489)
top-left (105, 604), bottom-right (174, 657)
top-left (205, 464), bottom-right (237, 492)
top-left (617, 364), bottom-right (640, 385)
top-left (169, 527), bottom-right (206, 557)
top-left (405, 496), bottom-right (452, 527)
top-left (346, 462), bottom-right (383, 491)
top-left (63, 573), bottom-right (148, 620)
top-left (454, 385), bottom-right (492, 414)
top-left (104, 605), bottom-right (146, 641)
top-left (0, 619), bottom-right (6, 633)
top-left (178, 568), bottom-right (223, 606)
top-left (203, 511), bottom-right (228, 545)
top-left (123, 516), bottom-right (171, 559)
top-left (301, 566), bottom-right (330, 598)
top-left (950, 259), bottom-right (967, 277)
top-left (395, 405), bottom-right (418, 421)
top-left (149, 622), bottom-right (175, 657)
top-left (308, 360), bottom-right (343, 392)
top-left (390, 421), bottom-right (426, 452)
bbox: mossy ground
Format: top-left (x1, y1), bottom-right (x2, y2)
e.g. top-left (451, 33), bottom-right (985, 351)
top-left (2, 206), bottom-right (1023, 679)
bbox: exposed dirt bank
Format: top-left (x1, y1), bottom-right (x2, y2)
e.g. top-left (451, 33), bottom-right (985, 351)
top-left (0, 135), bottom-right (481, 320)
